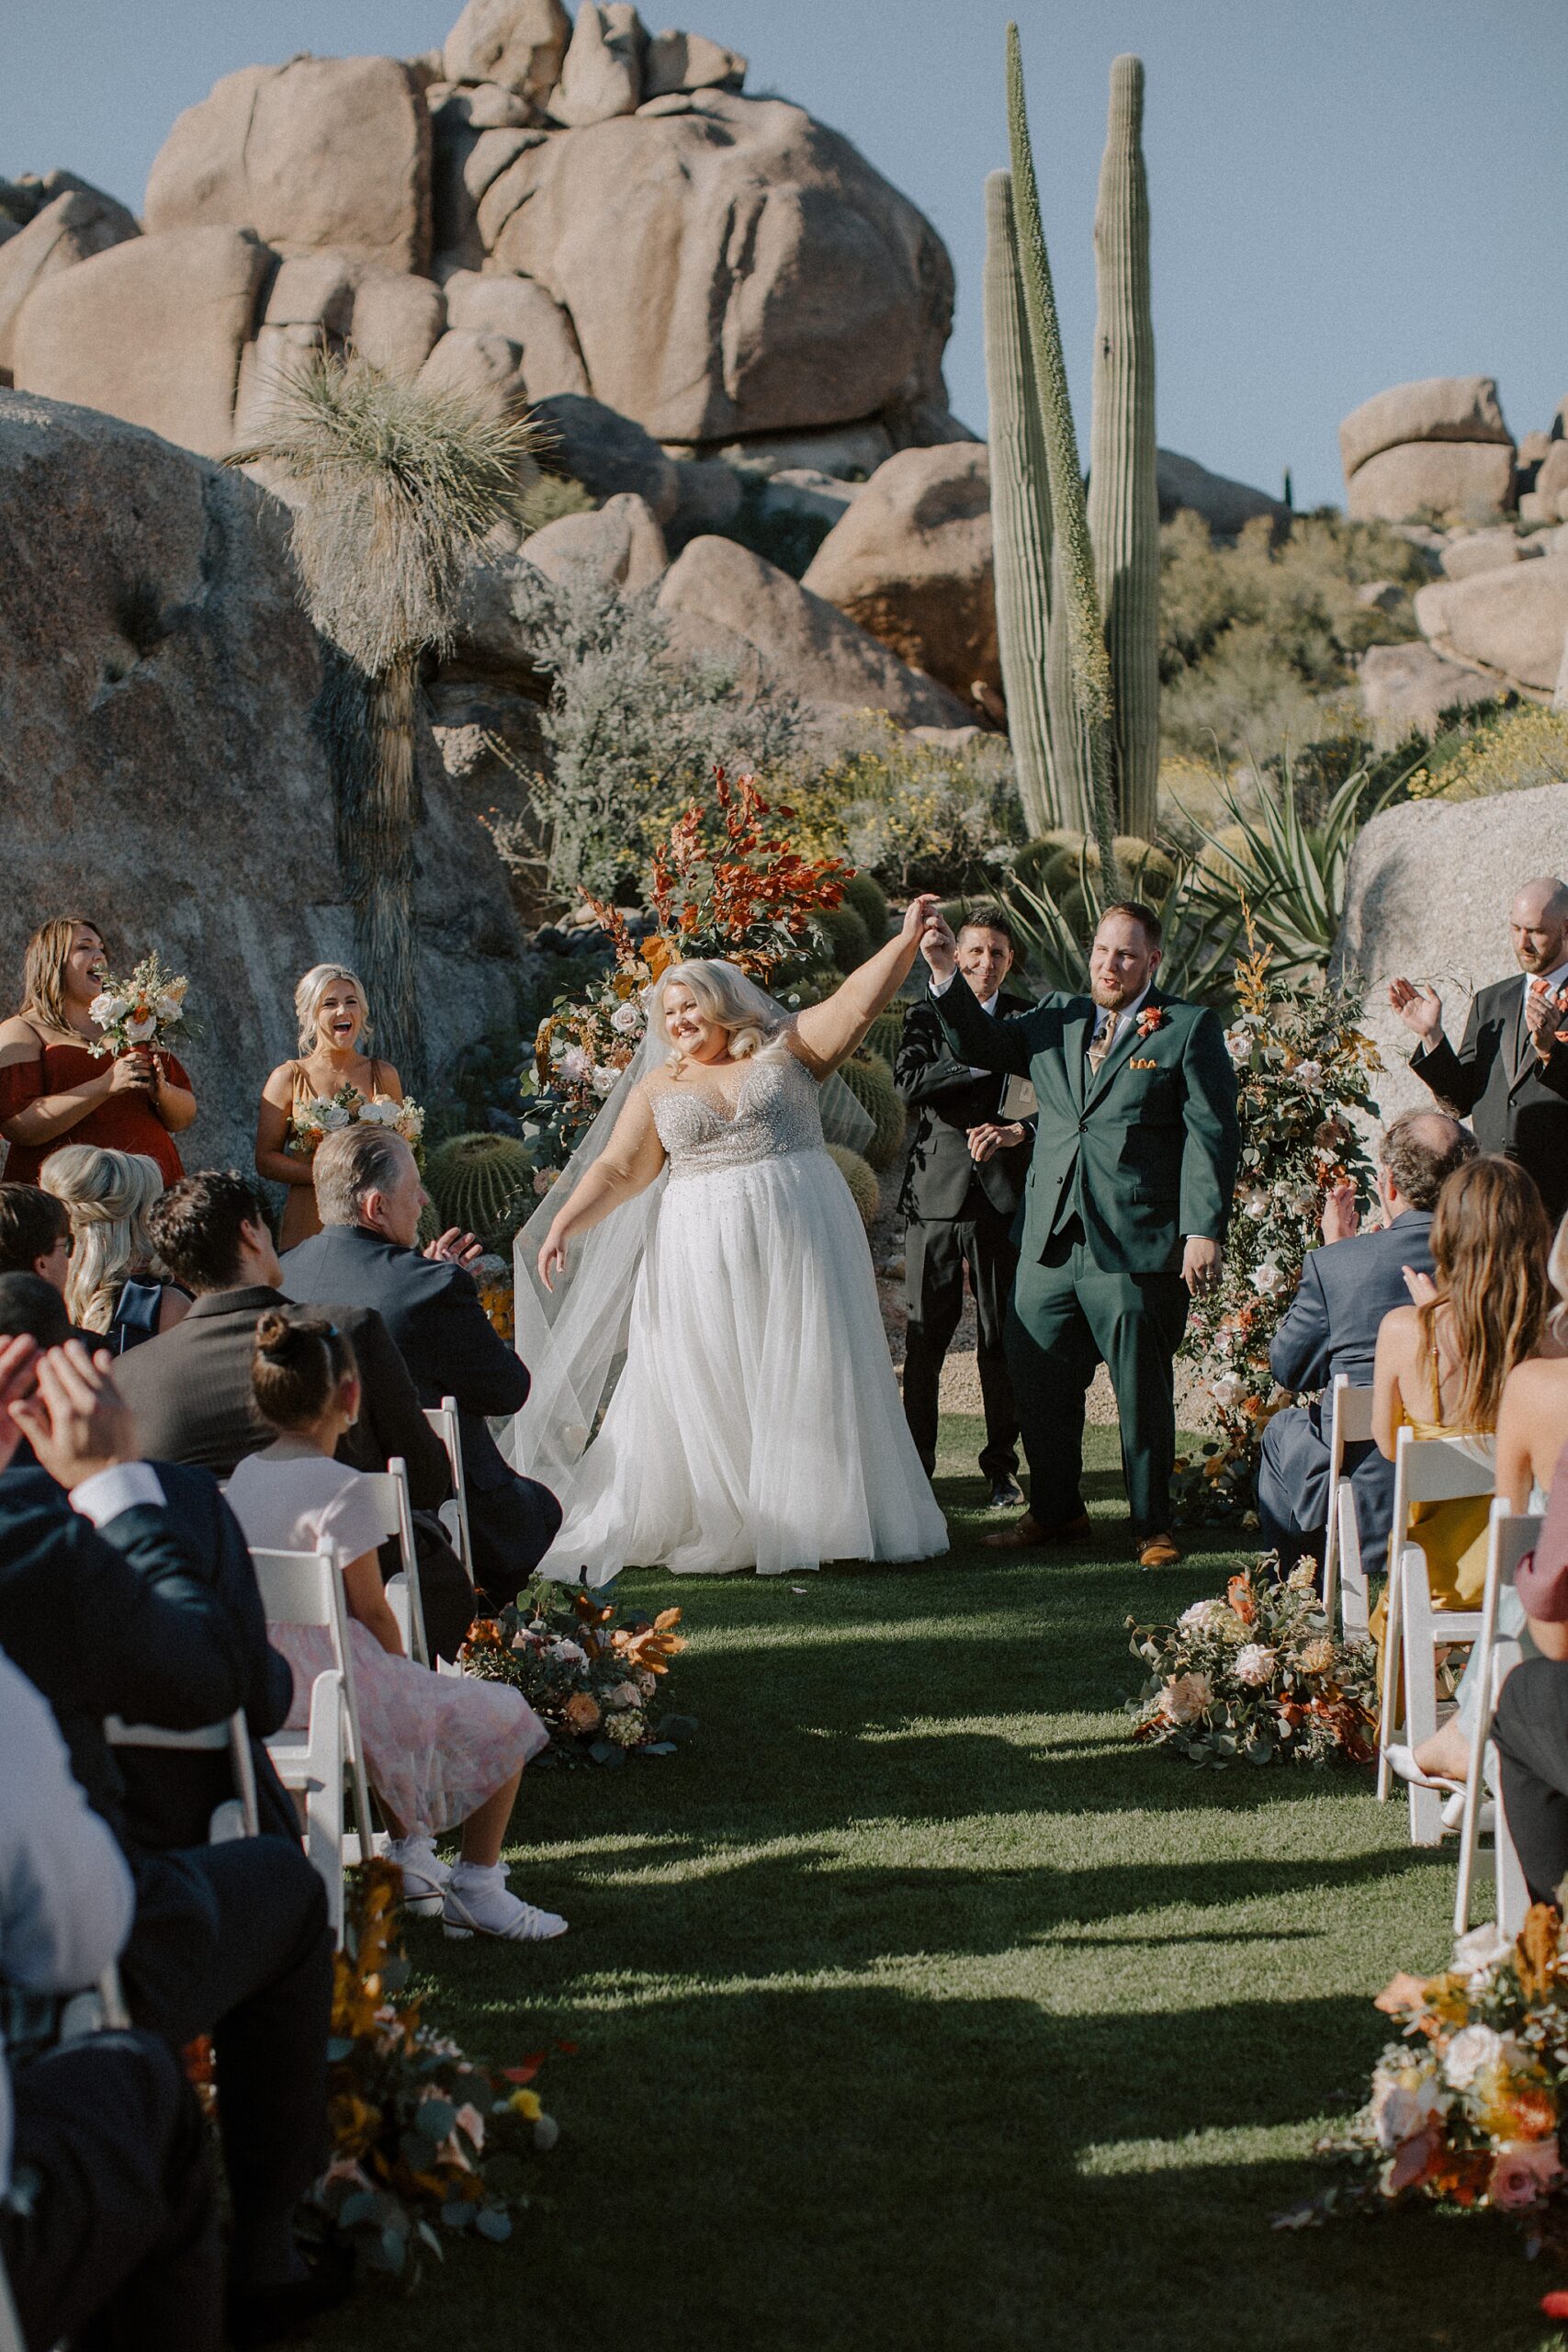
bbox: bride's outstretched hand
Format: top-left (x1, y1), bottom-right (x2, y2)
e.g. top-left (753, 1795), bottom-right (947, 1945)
top-left (913, 894), bottom-right (956, 982)
top-left (538, 1230), bottom-right (569, 1291)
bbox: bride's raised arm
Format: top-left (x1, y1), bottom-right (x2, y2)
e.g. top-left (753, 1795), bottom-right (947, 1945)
top-left (791, 894), bottom-right (941, 1075)
top-left (537, 1080), bottom-right (665, 1289)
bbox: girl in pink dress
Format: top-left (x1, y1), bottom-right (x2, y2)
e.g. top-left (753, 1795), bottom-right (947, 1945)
top-left (225, 1306), bottom-right (565, 1944)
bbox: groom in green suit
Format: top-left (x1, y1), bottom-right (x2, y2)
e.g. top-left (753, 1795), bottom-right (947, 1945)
top-left (917, 895), bottom-right (1240, 1566)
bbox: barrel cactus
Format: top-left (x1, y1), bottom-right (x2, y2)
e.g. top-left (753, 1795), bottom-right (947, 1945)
top-left (841, 871), bottom-right (890, 940)
top-left (838, 1050), bottom-right (908, 1172)
top-left (424, 1132), bottom-right (534, 1252)
top-left (816, 903), bottom-right (874, 972)
top-left (826, 1143), bottom-right (880, 1231)
top-left (865, 1002), bottom-right (908, 1067)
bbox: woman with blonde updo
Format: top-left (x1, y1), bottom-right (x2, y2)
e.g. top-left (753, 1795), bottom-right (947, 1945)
top-left (40, 1144), bottom-right (190, 1350)
top-left (255, 965), bottom-right (403, 1250)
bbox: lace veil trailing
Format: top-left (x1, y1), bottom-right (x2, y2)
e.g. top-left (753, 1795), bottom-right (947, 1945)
top-left (509, 963), bottom-right (874, 1486)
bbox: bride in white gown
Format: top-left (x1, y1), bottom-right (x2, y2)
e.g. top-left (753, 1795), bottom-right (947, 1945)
top-left (513, 899), bottom-right (949, 1581)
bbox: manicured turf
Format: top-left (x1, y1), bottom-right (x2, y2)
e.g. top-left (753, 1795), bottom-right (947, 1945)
top-left (318, 1418), bottom-right (1568, 2352)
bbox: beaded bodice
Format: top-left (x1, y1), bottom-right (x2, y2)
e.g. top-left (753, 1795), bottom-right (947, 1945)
top-left (649, 1049), bottom-right (824, 1181)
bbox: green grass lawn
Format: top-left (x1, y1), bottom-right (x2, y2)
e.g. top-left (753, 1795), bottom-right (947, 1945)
top-left (317, 1418), bottom-right (1568, 2352)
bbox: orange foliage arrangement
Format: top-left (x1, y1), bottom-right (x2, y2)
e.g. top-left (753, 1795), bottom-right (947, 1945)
top-left (459, 1582), bottom-right (690, 1763)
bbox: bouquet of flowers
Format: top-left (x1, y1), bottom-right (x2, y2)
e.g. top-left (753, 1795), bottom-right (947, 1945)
top-left (527, 765), bottom-right (853, 1173)
top-left (458, 1582), bottom-right (688, 1763)
top-left (286, 1085), bottom-right (425, 1159)
top-left (1299, 1907), bottom-right (1568, 2249)
top-left (1126, 1555), bottom-right (1377, 1768)
top-left (87, 951), bottom-right (191, 1059)
top-left (1172, 919), bottom-right (1381, 1526)
top-left (312, 1860), bottom-right (559, 2279)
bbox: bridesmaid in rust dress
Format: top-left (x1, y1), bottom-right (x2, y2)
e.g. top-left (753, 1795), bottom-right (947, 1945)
top-left (0, 917), bottom-right (197, 1189)
top-left (254, 964), bottom-right (404, 1250)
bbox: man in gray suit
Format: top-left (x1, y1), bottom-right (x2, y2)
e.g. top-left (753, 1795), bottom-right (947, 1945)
top-left (1258, 1109), bottom-right (1474, 1577)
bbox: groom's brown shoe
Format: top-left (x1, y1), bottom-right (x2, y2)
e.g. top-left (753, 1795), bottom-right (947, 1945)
top-left (983, 1511), bottom-right (1091, 1550)
top-left (1135, 1532), bottom-right (1181, 1567)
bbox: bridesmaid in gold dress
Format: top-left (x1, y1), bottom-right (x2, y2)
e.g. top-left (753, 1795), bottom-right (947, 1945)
top-left (254, 965), bottom-right (404, 1250)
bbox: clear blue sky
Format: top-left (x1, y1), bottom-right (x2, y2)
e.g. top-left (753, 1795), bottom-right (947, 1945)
top-left (4, 0), bottom-right (1561, 508)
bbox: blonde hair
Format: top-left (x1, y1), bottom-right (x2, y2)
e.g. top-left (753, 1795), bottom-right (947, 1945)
top-left (649, 959), bottom-right (784, 1068)
top-left (1420, 1157), bottom-right (1552, 1431)
top-left (19, 917), bottom-right (104, 1035)
top-left (295, 964), bottom-right (370, 1056)
top-left (41, 1146), bottom-right (164, 1332)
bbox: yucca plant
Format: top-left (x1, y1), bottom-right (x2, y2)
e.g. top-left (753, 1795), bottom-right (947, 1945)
top-left (233, 351), bottom-right (543, 1079)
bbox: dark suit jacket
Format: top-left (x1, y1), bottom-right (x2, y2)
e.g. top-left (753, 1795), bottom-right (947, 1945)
top-left (1269, 1211), bottom-right (1436, 1396)
top-left (0, 1460), bottom-right (287, 1849)
top-left (896, 989), bottom-right (1033, 1223)
top-left (931, 978), bottom-right (1240, 1274)
top-left (281, 1224), bottom-right (529, 1496)
top-left (115, 1283), bottom-right (452, 1509)
top-left (1412, 975), bottom-right (1568, 1221)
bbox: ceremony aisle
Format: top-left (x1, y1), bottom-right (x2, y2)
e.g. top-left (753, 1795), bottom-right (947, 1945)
top-left (320, 1420), bottom-right (1565, 2352)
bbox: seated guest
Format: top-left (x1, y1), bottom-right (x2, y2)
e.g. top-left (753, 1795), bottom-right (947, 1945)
top-left (0, 1334), bottom-right (344, 2346)
top-left (1258, 1111), bottom-right (1473, 1576)
top-left (0, 1646), bottom-right (221, 2352)
top-left (117, 1170), bottom-right (472, 1661)
top-left (0, 916), bottom-right (196, 1189)
top-left (42, 1144), bottom-right (189, 1351)
top-left (0, 1180), bottom-right (72, 1292)
top-left (255, 966), bottom-right (405, 1253)
top-left (225, 1307), bottom-right (561, 1941)
top-left (0, 1271), bottom-right (72, 1348)
top-left (282, 1126), bottom-right (561, 1604)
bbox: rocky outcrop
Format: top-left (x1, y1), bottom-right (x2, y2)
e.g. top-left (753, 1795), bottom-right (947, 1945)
top-left (0, 184), bottom-right (140, 377)
top-left (801, 443), bottom-right (995, 704)
top-left (0, 390), bottom-right (526, 1170)
top-left (1155, 448), bottom-right (1289, 536)
top-left (442, 268), bottom-right (588, 394)
top-left (1414, 559), bottom-right (1568, 694)
top-left (523, 489), bottom-right (667, 590)
top-left (529, 392), bottom-right (679, 520)
top-left (1356, 641), bottom-right (1500, 745)
top-left (441, 0), bottom-right (572, 102)
top-left (1339, 377), bottom-right (1513, 477)
top-left (1438, 526), bottom-right (1535, 582)
top-left (1339, 376), bottom-right (1516, 522)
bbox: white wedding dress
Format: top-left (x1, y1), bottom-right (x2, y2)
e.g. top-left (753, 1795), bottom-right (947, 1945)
top-left (531, 1047), bottom-right (949, 1580)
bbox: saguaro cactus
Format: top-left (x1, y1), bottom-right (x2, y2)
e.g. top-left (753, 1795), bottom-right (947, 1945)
top-left (1088, 53), bottom-right (1160, 842)
top-left (1004, 22), bottom-right (1120, 893)
top-left (983, 167), bottom-right (1060, 835)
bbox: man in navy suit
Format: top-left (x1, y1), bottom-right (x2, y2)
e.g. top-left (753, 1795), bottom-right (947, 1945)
top-left (1258, 1110), bottom-right (1474, 1577)
top-left (281, 1125), bottom-right (561, 1606)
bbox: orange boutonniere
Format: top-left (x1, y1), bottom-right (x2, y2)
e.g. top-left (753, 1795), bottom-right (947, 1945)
top-left (1136, 1005), bottom-right (1167, 1038)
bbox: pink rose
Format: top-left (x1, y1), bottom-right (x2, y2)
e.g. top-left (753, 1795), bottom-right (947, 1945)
top-left (1488, 2139), bottom-right (1562, 2211)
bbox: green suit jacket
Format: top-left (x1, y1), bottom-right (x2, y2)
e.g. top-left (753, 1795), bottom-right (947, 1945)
top-left (931, 977), bottom-right (1241, 1276)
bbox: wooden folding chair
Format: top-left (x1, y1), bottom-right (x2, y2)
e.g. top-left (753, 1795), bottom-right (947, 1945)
top-left (1322, 1376), bottom-right (1375, 1632)
top-left (252, 1539), bottom-right (375, 1943)
top-left (1337, 1480), bottom-right (1371, 1642)
top-left (1453, 1498), bottom-right (1541, 1938)
top-left (359, 1456), bottom-right (428, 1667)
top-left (423, 1394), bottom-right (477, 1588)
top-left (1376, 1428), bottom-right (1495, 1842)
top-left (104, 1711), bottom-right (260, 1842)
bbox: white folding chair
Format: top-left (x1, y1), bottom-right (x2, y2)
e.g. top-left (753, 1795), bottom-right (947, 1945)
top-left (1453, 1498), bottom-right (1541, 1938)
top-left (1337, 1480), bottom-right (1371, 1641)
top-left (252, 1540), bottom-right (376, 1943)
top-left (423, 1395), bottom-right (477, 1588)
top-left (1376, 1428), bottom-right (1495, 1842)
top-left (104, 1710), bottom-right (261, 1843)
top-left (360, 1456), bottom-right (429, 1668)
top-left (1322, 1376), bottom-right (1375, 1632)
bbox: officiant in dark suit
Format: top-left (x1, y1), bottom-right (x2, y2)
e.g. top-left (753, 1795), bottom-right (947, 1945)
top-left (1391, 875), bottom-right (1568, 1222)
top-left (895, 903), bottom-right (1033, 1508)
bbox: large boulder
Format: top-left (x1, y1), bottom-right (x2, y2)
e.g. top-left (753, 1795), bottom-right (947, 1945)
top-left (522, 489), bottom-right (667, 590)
top-left (1356, 641), bottom-right (1501, 745)
top-left (656, 534), bottom-right (974, 727)
top-left (1156, 448), bottom-right (1289, 537)
top-left (800, 442), bottom-right (995, 701)
top-left (1414, 559), bottom-right (1568, 693)
top-left (483, 91), bottom-right (953, 445)
top-left (529, 391), bottom-right (679, 519)
top-left (442, 268), bottom-right (588, 395)
top-left (0, 391), bottom-right (525, 1169)
top-left (416, 327), bottom-right (529, 420)
top-left (1339, 377), bottom-right (1512, 478)
top-left (548, 2), bottom-right (645, 126)
top-left (1439, 526), bottom-right (1534, 582)
top-left (349, 271), bottom-right (446, 378)
top-left (0, 184), bottom-right (141, 377)
top-left (14, 228), bottom-right (271, 460)
top-left (644, 29), bottom-right (745, 95)
top-left (1347, 441), bottom-right (1516, 523)
top-left (144, 55), bottom-right (434, 275)
top-left (1334, 780), bottom-right (1568, 1125)
top-left (441, 0), bottom-right (571, 102)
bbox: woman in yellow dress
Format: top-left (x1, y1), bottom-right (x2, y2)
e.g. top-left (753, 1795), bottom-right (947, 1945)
top-left (254, 966), bottom-right (405, 1250)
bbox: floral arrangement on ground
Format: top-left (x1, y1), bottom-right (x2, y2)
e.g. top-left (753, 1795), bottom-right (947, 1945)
top-left (1172, 920), bottom-right (1380, 1527)
top-left (1126, 1555), bottom-right (1377, 1767)
top-left (525, 764), bottom-right (852, 1177)
top-left (312, 1860), bottom-right (560, 2279)
top-left (458, 1580), bottom-right (691, 1764)
top-left (1291, 1905), bottom-right (1568, 2255)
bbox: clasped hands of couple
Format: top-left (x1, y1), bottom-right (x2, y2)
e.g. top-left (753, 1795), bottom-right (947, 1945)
top-left (911, 894), bottom-right (1223, 1300)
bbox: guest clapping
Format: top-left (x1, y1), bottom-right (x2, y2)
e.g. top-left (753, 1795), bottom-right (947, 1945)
top-left (255, 967), bottom-right (404, 1251)
top-left (0, 918), bottom-right (196, 1188)
top-left (42, 1145), bottom-right (190, 1350)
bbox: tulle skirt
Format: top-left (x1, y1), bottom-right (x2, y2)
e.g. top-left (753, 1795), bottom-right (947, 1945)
top-left (539, 1145), bottom-right (949, 1578)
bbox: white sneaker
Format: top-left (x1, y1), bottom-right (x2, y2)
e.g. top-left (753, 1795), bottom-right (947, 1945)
top-left (442, 1863), bottom-right (568, 1942)
top-left (1386, 1744), bottom-right (1464, 1793)
top-left (385, 1835), bottom-right (451, 1917)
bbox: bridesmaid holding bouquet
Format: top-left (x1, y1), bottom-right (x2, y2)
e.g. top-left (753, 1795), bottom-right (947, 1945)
top-left (255, 965), bottom-right (410, 1250)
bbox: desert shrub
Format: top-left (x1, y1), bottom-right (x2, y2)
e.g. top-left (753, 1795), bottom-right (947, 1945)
top-left (1402, 705), bottom-right (1568, 802)
top-left (521, 473), bottom-right (598, 529)
top-left (826, 1143), bottom-right (880, 1229)
top-left (837, 1050), bottom-right (908, 1171)
top-left (840, 870), bottom-right (890, 938)
top-left (784, 713), bottom-right (1025, 895)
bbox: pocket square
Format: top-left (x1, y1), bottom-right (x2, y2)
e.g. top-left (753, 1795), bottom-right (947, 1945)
top-left (1129, 1056), bottom-right (1160, 1069)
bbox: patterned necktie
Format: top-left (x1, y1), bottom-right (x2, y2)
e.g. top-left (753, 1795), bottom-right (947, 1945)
top-left (1087, 1012), bottom-right (1115, 1075)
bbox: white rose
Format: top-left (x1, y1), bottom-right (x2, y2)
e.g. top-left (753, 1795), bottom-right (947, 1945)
top-left (1372, 2074), bottom-right (1443, 2154)
top-left (591, 1064), bottom-right (618, 1097)
top-left (1224, 1029), bottom-right (1252, 1065)
top-left (317, 1101), bottom-right (353, 1132)
top-left (1209, 1374), bottom-right (1245, 1409)
top-left (1451, 1923), bottom-right (1511, 1988)
top-left (1292, 1059), bottom-right (1324, 1089)
top-left (1233, 1643), bottom-right (1276, 1687)
top-left (1241, 1188), bottom-right (1269, 1219)
top-left (154, 993), bottom-right (184, 1024)
top-left (88, 992), bottom-right (122, 1025)
top-left (610, 1002), bottom-right (641, 1035)
top-left (1178, 1600), bottom-right (1213, 1631)
top-left (355, 1097), bottom-right (396, 1125)
top-left (1251, 1261), bottom-right (1285, 1298)
top-left (558, 1046), bottom-right (591, 1083)
top-left (1442, 2022), bottom-right (1505, 2090)
top-left (547, 1637), bottom-right (587, 1666)
top-left (125, 1013), bottom-right (156, 1043)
